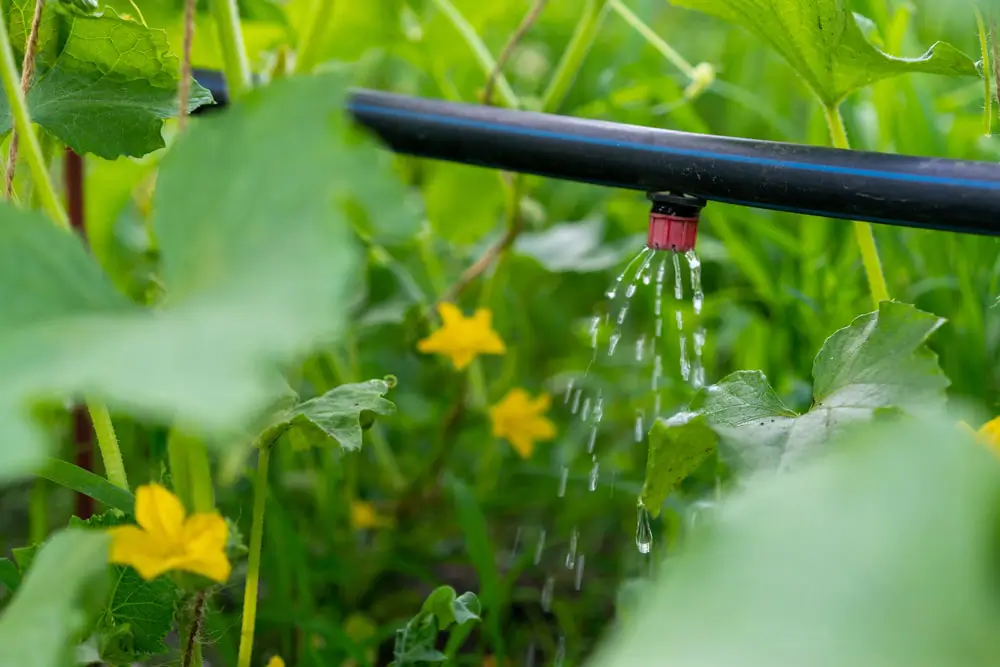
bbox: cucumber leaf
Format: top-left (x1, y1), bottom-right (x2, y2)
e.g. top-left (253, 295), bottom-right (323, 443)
top-left (668, 0), bottom-right (979, 104)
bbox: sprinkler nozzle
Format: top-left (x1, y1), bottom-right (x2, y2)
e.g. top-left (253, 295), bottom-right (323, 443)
top-left (646, 192), bottom-right (705, 252)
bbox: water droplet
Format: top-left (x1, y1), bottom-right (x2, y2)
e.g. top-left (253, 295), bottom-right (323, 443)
top-left (672, 252), bottom-right (684, 300)
top-left (592, 391), bottom-right (604, 423)
top-left (655, 318), bottom-right (663, 338)
top-left (654, 393), bottom-right (662, 416)
top-left (652, 354), bottom-right (662, 392)
top-left (675, 310), bottom-right (684, 330)
top-left (587, 426), bottom-right (598, 453)
top-left (686, 250), bottom-right (704, 316)
top-left (554, 635), bottom-right (566, 667)
top-left (588, 457), bottom-right (599, 491)
top-left (511, 526), bottom-right (523, 558)
top-left (636, 505), bottom-right (653, 554)
top-left (557, 466), bottom-right (569, 498)
top-left (624, 283), bottom-right (637, 299)
top-left (635, 335), bottom-right (646, 362)
top-left (541, 576), bottom-right (555, 612)
top-left (581, 397), bottom-right (591, 422)
top-left (565, 528), bottom-right (579, 569)
top-left (606, 248), bottom-right (651, 300)
top-left (574, 554), bottom-right (586, 591)
top-left (680, 335), bottom-right (691, 381)
top-left (525, 643), bottom-right (536, 667)
top-left (634, 410), bottom-right (645, 442)
top-left (571, 389), bottom-right (582, 414)
top-left (656, 256), bottom-right (667, 284)
top-left (563, 379), bottom-right (575, 404)
top-left (608, 330), bottom-right (622, 356)
top-left (534, 528), bottom-right (546, 565)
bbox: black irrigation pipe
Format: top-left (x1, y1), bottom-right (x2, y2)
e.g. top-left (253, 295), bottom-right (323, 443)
top-left (193, 69), bottom-right (1000, 239)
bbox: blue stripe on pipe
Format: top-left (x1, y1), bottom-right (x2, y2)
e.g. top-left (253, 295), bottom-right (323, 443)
top-left (348, 101), bottom-right (1000, 192)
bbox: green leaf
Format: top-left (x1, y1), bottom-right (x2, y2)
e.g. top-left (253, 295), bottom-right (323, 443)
top-left (668, 0), bottom-right (979, 104)
top-left (589, 418), bottom-right (1000, 667)
top-left (0, 530), bottom-right (111, 667)
top-left (640, 412), bottom-right (718, 517)
top-left (693, 302), bottom-right (948, 473)
top-left (0, 72), bottom-right (411, 483)
top-left (36, 458), bottom-right (134, 514)
top-left (290, 379), bottom-right (398, 451)
top-left (514, 218), bottom-right (644, 273)
top-left (69, 511), bottom-right (180, 658)
top-left (2, 6), bottom-right (213, 158)
top-left (420, 586), bottom-right (481, 630)
top-left (0, 559), bottom-right (19, 593)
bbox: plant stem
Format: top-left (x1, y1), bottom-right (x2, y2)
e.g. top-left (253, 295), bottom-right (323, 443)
top-left (540, 0), bottom-right (608, 113)
top-left (90, 404), bottom-right (129, 491)
top-left (295, 0), bottom-right (336, 74)
top-left (0, 8), bottom-right (66, 227)
top-left (167, 429), bottom-right (216, 513)
top-left (976, 6), bottom-right (992, 136)
top-left (482, 0), bottom-right (548, 105)
top-left (182, 591), bottom-right (207, 667)
top-left (236, 442), bottom-right (271, 667)
top-left (210, 0), bottom-right (251, 98)
top-left (608, 0), bottom-right (695, 79)
top-left (824, 105), bottom-right (889, 308)
top-left (431, 0), bottom-right (519, 108)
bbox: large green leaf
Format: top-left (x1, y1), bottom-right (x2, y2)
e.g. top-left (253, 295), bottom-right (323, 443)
top-left (0, 5), bottom-right (212, 158)
top-left (668, 0), bottom-right (979, 104)
top-left (0, 72), bottom-right (412, 482)
top-left (291, 379), bottom-right (398, 451)
top-left (391, 586), bottom-right (481, 666)
top-left (640, 412), bottom-right (717, 517)
top-left (590, 418), bottom-right (1000, 666)
top-left (0, 529), bottom-right (111, 667)
top-left (689, 302), bottom-right (948, 473)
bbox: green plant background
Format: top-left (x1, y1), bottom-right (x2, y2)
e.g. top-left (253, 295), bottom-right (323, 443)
top-left (1, 0), bottom-right (999, 665)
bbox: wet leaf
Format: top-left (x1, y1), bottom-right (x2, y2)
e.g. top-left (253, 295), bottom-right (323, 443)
top-left (292, 379), bottom-right (397, 451)
top-left (0, 530), bottom-right (111, 667)
top-left (668, 0), bottom-right (979, 104)
top-left (693, 301), bottom-right (948, 473)
top-left (590, 418), bottom-right (1000, 667)
top-left (0, 72), bottom-right (413, 482)
top-left (1, 5), bottom-right (213, 158)
top-left (640, 412), bottom-right (718, 517)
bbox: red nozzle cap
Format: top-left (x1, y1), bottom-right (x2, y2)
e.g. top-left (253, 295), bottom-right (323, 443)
top-left (648, 213), bottom-right (699, 252)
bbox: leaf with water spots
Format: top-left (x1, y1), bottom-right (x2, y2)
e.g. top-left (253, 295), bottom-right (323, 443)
top-left (668, 0), bottom-right (979, 105)
top-left (640, 412), bottom-right (718, 517)
top-left (691, 301), bottom-right (948, 473)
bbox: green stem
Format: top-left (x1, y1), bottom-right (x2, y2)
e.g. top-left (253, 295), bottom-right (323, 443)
top-left (90, 404), bottom-right (129, 491)
top-left (608, 0), bottom-right (695, 79)
top-left (182, 591), bottom-right (207, 667)
top-left (0, 10), bottom-right (66, 227)
top-left (430, 0), bottom-right (519, 108)
top-left (295, 0), bottom-right (336, 74)
top-left (210, 0), bottom-right (252, 98)
top-left (540, 0), bottom-right (608, 113)
top-left (236, 443), bottom-right (270, 667)
top-left (975, 6), bottom-right (992, 136)
top-left (824, 105), bottom-right (889, 308)
top-left (167, 429), bottom-right (216, 512)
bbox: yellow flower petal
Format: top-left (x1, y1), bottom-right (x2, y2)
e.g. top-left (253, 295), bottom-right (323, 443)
top-left (978, 417), bottom-right (1000, 449)
top-left (135, 483), bottom-right (186, 540)
top-left (266, 657), bottom-right (286, 667)
top-left (417, 304), bottom-right (506, 370)
top-left (108, 525), bottom-right (179, 581)
top-left (490, 388), bottom-right (557, 459)
top-left (438, 302), bottom-right (464, 325)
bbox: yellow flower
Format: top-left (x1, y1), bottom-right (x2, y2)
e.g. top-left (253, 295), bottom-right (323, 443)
top-left (417, 302), bottom-right (506, 370)
top-left (489, 388), bottom-right (556, 458)
top-left (108, 483), bottom-right (231, 583)
top-left (266, 657), bottom-right (286, 667)
top-left (350, 500), bottom-right (392, 530)
top-left (960, 417), bottom-right (1000, 455)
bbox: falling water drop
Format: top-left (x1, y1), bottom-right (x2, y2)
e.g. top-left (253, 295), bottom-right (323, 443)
top-left (588, 456), bottom-right (599, 491)
top-left (571, 389), bottom-right (582, 414)
top-left (635, 335), bottom-right (646, 362)
top-left (565, 528), bottom-right (579, 569)
top-left (526, 643), bottom-right (536, 667)
top-left (581, 397), bottom-right (592, 422)
top-left (541, 576), bottom-right (555, 612)
top-left (655, 318), bottom-right (663, 338)
top-left (672, 252), bottom-right (684, 300)
top-left (636, 504), bottom-right (653, 554)
top-left (534, 528), bottom-right (547, 565)
top-left (624, 283), bottom-right (638, 299)
top-left (634, 410), bottom-right (645, 442)
top-left (574, 554), bottom-right (586, 591)
top-left (693, 327), bottom-right (706, 389)
top-left (511, 526), bottom-right (523, 559)
top-left (563, 379), bottom-right (575, 404)
top-left (608, 330), bottom-right (622, 356)
top-left (686, 249), bottom-right (704, 315)
top-left (554, 635), bottom-right (567, 667)
top-left (680, 335), bottom-right (692, 382)
top-left (593, 391), bottom-right (604, 424)
top-left (557, 466), bottom-right (569, 498)
top-left (606, 248), bottom-right (651, 300)
top-left (586, 426), bottom-right (598, 454)
top-left (675, 310), bottom-right (683, 330)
